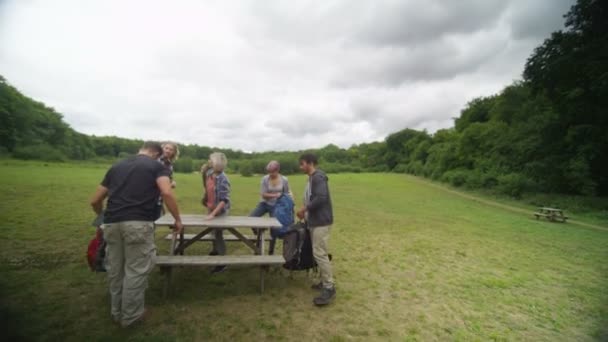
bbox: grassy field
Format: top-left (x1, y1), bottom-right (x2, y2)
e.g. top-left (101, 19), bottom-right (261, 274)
top-left (0, 160), bottom-right (607, 341)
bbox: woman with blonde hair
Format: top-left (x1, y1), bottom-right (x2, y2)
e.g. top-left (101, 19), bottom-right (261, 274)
top-left (202, 152), bottom-right (231, 273)
top-left (160, 141), bottom-right (179, 188)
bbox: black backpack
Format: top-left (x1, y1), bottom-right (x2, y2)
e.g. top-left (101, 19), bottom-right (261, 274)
top-left (282, 222), bottom-right (316, 271)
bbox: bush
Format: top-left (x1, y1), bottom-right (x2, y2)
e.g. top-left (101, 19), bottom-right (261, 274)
top-left (441, 169), bottom-right (469, 187)
top-left (276, 158), bottom-right (300, 175)
top-left (13, 144), bottom-right (67, 162)
top-left (438, 169), bottom-right (499, 190)
top-left (406, 161), bottom-right (424, 175)
top-left (239, 161), bottom-right (254, 177)
top-left (462, 170), bottom-right (484, 189)
top-left (481, 172), bottom-right (499, 188)
top-left (392, 164), bottom-right (408, 173)
top-left (195, 160), bottom-right (210, 173)
top-left (369, 165), bottom-right (389, 172)
top-left (173, 157), bottom-right (194, 173)
top-left (0, 146), bottom-right (9, 157)
top-left (322, 162), bottom-right (362, 174)
top-left (496, 173), bottom-right (530, 198)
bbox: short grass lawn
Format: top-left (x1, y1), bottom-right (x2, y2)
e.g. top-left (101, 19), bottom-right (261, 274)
top-left (0, 160), bottom-right (607, 341)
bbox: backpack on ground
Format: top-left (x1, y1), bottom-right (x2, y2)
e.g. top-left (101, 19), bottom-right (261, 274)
top-left (282, 222), bottom-right (316, 271)
top-left (87, 227), bottom-right (106, 272)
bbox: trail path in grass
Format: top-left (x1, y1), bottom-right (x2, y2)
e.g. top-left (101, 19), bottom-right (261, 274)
top-left (405, 175), bottom-right (608, 232)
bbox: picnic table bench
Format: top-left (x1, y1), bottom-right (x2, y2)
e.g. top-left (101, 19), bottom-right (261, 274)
top-left (533, 207), bottom-right (568, 222)
top-left (163, 233), bottom-right (272, 242)
top-left (155, 214), bottom-right (285, 298)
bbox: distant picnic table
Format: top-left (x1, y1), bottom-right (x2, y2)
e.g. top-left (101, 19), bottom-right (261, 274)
top-left (154, 214), bottom-right (284, 298)
top-left (533, 207), bottom-right (568, 223)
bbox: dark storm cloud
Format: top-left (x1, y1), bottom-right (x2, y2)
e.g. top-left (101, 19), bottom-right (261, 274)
top-left (506, 0), bottom-right (574, 39)
top-left (252, 0), bottom-right (575, 88)
top-left (265, 112), bottom-right (337, 136)
top-left (354, 0), bottom-right (508, 46)
top-left (332, 34), bottom-right (509, 87)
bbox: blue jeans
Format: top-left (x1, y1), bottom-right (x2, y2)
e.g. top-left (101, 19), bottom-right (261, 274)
top-left (249, 202), bottom-right (280, 253)
top-left (249, 202), bottom-right (275, 218)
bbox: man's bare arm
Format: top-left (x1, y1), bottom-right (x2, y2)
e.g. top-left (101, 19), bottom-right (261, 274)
top-left (157, 176), bottom-right (183, 233)
top-left (90, 185), bottom-right (109, 215)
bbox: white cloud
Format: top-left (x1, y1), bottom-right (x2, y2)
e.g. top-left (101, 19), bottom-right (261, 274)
top-left (0, 0), bottom-right (575, 151)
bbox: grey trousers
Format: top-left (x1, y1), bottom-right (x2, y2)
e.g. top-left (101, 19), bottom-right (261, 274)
top-left (103, 221), bottom-right (156, 327)
top-left (311, 225), bottom-right (335, 289)
top-left (210, 211), bottom-right (227, 255)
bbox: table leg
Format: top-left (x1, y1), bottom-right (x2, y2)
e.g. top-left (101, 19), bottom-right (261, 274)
top-left (259, 228), bottom-right (266, 294)
top-left (170, 232), bottom-right (177, 256)
top-left (269, 238), bottom-right (276, 256)
top-left (227, 228), bottom-right (258, 253)
top-left (174, 228), bottom-right (213, 254)
top-left (163, 231), bottom-right (178, 299)
top-left (258, 229), bottom-right (265, 256)
top-left (179, 230), bottom-right (185, 255)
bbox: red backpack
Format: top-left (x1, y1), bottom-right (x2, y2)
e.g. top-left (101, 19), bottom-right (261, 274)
top-left (87, 228), bottom-right (106, 272)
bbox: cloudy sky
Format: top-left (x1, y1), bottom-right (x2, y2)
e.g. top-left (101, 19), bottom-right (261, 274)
top-left (0, 0), bottom-right (574, 152)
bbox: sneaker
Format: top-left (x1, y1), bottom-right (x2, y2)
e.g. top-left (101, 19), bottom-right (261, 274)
top-left (210, 265), bottom-right (227, 274)
top-left (313, 287), bottom-right (336, 306)
top-left (311, 282), bottom-right (323, 290)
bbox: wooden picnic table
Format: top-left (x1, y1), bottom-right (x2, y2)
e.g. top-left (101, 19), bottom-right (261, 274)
top-left (154, 214), bottom-right (285, 298)
top-left (534, 207), bottom-right (568, 222)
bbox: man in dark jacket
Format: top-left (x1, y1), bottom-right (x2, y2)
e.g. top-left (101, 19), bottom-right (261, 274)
top-left (296, 153), bottom-right (336, 306)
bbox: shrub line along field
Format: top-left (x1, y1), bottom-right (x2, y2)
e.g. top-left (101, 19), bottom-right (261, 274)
top-left (0, 160), bottom-right (606, 341)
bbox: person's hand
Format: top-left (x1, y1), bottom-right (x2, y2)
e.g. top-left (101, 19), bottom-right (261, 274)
top-left (172, 220), bottom-right (184, 236)
top-left (205, 213), bottom-right (215, 220)
top-left (296, 207), bottom-right (306, 220)
top-left (171, 180), bottom-right (177, 188)
top-left (274, 193), bottom-right (282, 198)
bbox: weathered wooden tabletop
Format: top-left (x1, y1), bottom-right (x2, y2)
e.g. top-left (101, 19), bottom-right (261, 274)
top-left (539, 207), bottom-right (563, 213)
top-left (155, 214), bottom-right (282, 229)
top-left (538, 207), bottom-right (562, 212)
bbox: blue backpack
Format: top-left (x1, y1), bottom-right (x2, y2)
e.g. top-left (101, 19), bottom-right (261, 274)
top-left (271, 194), bottom-right (294, 238)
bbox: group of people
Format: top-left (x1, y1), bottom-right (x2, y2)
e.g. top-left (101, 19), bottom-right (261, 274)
top-left (89, 141), bottom-right (336, 328)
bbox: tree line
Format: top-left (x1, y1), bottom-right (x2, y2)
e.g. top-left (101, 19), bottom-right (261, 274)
top-left (1, 0), bottom-right (605, 196)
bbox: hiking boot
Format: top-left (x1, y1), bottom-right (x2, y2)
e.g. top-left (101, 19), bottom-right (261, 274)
top-left (210, 265), bottom-right (227, 274)
top-left (311, 282), bottom-right (323, 290)
top-left (121, 308), bottom-right (148, 328)
top-left (313, 287), bottom-right (336, 306)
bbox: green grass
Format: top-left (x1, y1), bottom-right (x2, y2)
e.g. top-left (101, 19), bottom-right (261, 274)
top-left (1, 160), bottom-right (607, 341)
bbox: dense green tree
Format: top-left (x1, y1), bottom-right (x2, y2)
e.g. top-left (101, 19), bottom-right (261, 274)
top-left (524, 0), bottom-right (608, 194)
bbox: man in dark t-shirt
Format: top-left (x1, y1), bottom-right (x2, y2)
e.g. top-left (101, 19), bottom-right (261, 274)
top-left (90, 141), bottom-right (183, 328)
